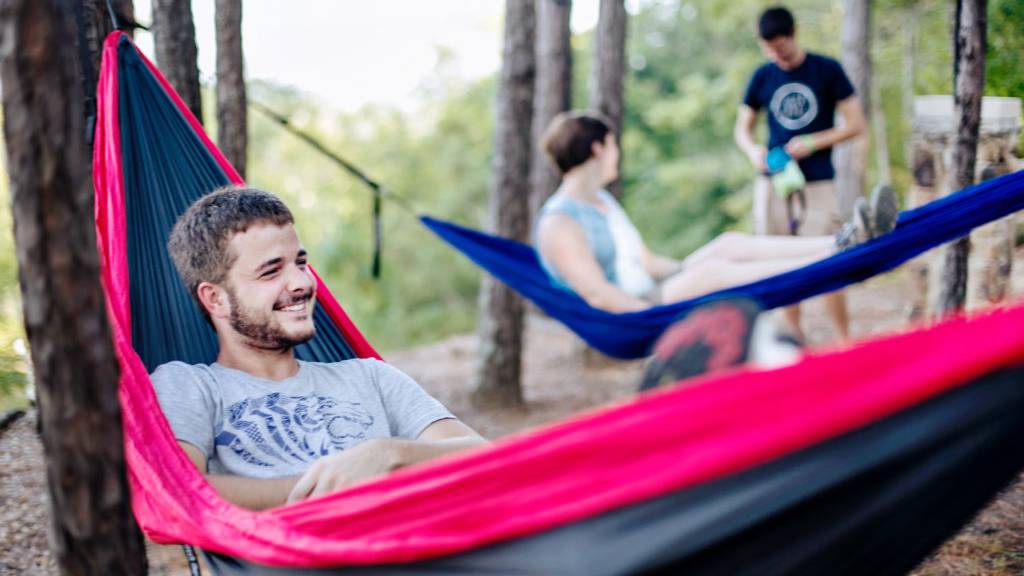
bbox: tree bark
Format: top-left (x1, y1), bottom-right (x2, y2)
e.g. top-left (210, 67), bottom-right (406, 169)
top-left (473, 0), bottom-right (535, 408)
top-left (588, 0), bottom-right (626, 197)
top-left (871, 78), bottom-right (891, 185)
top-left (0, 0), bottom-right (147, 574)
top-left (215, 0), bottom-right (247, 177)
top-left (153, 0), bottom-right (202, 124)
top-left (529, 0), bottom-right (572, 220)
top-left (834, 0), bottom-right (871, 219)
top-left (939, 0), bottom-right (986, 314)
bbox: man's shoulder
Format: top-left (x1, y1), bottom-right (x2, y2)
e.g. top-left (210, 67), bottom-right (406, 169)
top-left (301, 358), bottom-right (383, 378)
top-left (806, 52), bottom-right (842, 70)
top-left (151, 360), bottom-right (216, 380)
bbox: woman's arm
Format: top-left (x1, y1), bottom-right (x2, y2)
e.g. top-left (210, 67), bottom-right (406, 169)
top-left (537, 214), bottom-right (649, 312)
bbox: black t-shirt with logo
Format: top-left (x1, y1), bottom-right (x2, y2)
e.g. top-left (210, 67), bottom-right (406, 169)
top-left (742, 53), bottom-right (855, 182)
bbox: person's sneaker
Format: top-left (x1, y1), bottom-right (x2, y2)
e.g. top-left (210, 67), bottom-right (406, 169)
top-left (869, 183), bottom-right (899, 236)
top-left (835, 197), bottom-right (873, 251)
top-left (639, 298), bottom-right (801, 391)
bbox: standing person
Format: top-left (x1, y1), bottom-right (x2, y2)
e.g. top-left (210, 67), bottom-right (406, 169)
top-left (734, 5), bottom-right (866, 341)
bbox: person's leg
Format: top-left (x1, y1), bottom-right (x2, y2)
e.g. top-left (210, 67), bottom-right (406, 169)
top-left (751, 175), bottom-right (804, 337)
top-left (801, 181), bottom-right (848, 340)
top-left (683, 231), bottom-right (835, 267)
top-left (659, 254), bottom-right (825, 303)
top-left (823, 291), bottom-right (850, 341)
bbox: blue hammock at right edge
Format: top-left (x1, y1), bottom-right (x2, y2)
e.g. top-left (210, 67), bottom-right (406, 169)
top-left (422, 168), bottom-right (1024, 359)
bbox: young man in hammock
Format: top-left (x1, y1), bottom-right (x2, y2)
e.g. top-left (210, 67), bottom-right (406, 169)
top-left (535, 112), bottom-right (895, 313)
top-left (151, 187), bottom-right (487, 510)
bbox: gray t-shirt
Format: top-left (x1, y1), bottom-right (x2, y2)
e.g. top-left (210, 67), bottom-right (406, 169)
top-left (151, 358), bottom-right (454, 479)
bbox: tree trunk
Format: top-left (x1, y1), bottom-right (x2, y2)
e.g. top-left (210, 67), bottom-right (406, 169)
top-left (834, 0), bottom-right (871, 219)
top-left (871, 78), bottom-right (891, 185)
top-left (473, 0), bottom-right (535, 408)
top-left (0, 0), bottom-right (147, 574)
top-left (215, 0), bottom-right (246, 177)
top-left (901, 6), bottom-right (918, 164)
top-left (939, 0), bottom-right (986, 314)
top-left (153, 0), bottom-right (202, 124)
top-left (588, 0), bottom-right (626, 197)
top-left (529, 0), bottom-right (572, 220)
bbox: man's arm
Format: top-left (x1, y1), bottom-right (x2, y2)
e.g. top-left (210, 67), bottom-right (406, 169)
top-left (734, 105), bottom-right (767, 172)
top-left (784, 96), bottom-right (865, 160)
top-left (181, 419), bottom-right (487, 509)
top-left (179, 441), bottom-right (299, 511)
top-left (287, 418), bottom-right (487, 503)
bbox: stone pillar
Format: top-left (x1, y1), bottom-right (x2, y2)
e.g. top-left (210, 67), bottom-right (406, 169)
top-left (908, 96), bottom-right (1021, 319)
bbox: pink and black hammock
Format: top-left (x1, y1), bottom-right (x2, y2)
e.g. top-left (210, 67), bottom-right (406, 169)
top-left (96, 32), bottom-right (1024, 575)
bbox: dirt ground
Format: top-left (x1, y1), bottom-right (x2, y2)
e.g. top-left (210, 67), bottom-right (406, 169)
top-left (2, 250), bottom-right (1024, 575)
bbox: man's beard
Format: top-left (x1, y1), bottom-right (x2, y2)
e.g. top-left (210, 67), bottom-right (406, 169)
top-left (226, 286), bottom-right (316, 351)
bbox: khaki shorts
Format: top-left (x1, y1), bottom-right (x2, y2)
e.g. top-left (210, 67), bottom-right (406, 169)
top-left (753, 177), bottom-right (843, 236)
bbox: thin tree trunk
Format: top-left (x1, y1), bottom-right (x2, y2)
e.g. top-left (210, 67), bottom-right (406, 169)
top-left (473, 0), bottom-right (536, 408)
top-left (588, 0), bottom-right (626, 197)
top-left (215, 0), bottom-right (246, 177)
top-left (153, 0), bottom-right (202, 124)
top-left (0, 0), bottom-right (146, 574)
top-left (834, 0), bottom-right (871, 219)
top-left (871, 78), bottom-right (891, 185)
top-left (529, 0), bottom-right (572, 220)
top-left (901, 6), bottom-right (917, 164)
top-left (939, 0), bottom-right (986, 314)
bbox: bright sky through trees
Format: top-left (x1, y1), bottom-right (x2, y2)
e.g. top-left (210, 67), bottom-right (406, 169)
top-left (131, 1), bottom-right (629, 112)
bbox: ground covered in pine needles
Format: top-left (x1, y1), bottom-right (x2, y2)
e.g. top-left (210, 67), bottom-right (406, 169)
top-left (2, 252), bottom-right (1024, 575)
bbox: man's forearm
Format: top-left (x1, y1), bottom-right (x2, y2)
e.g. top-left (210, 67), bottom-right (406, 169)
top-left (208, 473), bottom-right (299, 510)
top-left (806, 123), bottom-right (862, 152)
top-left (390, 435), bottom-right (489, 469)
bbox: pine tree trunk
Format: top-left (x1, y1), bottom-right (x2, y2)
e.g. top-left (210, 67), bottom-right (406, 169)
top-left (939, 0), bottom-right (986, 314)
top-left (834, 0), bottom-right (871, 219)
top-left (473, 0), bottom-right (536, 408)
top-left (588, 0), bottom-right (626, 197)
top-left (0, 0), bottom-right (147, 574)
top-left (153, 0), bottom-right (202, 124)
top-left (215, 0), bottom-right (246, 177)
top-left (529, 0), bottom-right (572, 219)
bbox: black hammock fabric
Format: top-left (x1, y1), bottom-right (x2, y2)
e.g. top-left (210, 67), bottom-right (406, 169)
top-left (100, 33), bottom-right (1024, 575)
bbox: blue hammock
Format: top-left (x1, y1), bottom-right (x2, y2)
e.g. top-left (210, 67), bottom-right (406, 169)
top-left (423, 168), bottom-right (1024, 359)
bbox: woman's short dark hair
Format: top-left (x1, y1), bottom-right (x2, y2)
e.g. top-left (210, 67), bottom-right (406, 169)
top-left (540, 112), bottom-right (612, 174)
top-left (758, 6), bottom-right (795, 40)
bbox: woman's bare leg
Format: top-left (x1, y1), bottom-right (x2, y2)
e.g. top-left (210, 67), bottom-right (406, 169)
top-left (684, 231), bottom-right (834, 267)
top-left (660, 254), bottom-right (824, 303)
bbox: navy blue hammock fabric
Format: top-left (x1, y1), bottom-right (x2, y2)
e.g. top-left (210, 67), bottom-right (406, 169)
top-left (422, 169), bottom-right (1024, 359)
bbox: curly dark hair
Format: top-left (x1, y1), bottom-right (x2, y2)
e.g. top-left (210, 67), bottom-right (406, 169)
top-left (168, 186), bottom-right (294, 317)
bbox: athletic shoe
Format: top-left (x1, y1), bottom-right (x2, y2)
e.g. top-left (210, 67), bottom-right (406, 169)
top-left (869, 183), bottom-right (899, 236)
top-left (836, 184), bottom-right (899, 251)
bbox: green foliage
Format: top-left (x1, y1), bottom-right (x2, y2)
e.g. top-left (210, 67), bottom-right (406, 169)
top-left (986, 0), bottom-right (1024, 98)
top-left (245, 77), bottom-right (495, 350)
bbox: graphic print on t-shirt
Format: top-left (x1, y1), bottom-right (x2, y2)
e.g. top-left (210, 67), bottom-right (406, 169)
top-left (769, 82), bottom-right (819, 130)
top-left (214, 393), bottom-right (375, 468)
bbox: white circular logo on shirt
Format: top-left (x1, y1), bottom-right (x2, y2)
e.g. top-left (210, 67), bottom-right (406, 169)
top-left (769, 83), bottom-right (819, 130)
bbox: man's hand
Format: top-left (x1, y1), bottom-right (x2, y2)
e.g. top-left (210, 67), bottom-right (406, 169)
top-left (288, 438), bottom-right (400, 503)
top-left (784, 134), bottom-right (816, 160)
top-left (747, 145), bottom-right (769, 172)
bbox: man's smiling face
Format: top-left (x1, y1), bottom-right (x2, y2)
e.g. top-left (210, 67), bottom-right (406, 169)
top-left (221, 222), bottom-right (317, 350)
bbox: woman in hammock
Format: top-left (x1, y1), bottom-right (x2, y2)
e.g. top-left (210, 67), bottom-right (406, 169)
top-left (536, 112), bottom-right (896, 313)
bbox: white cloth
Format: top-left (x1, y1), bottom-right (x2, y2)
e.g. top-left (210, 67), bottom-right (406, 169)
top-left (599, 191), bottom-right (657, 299)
